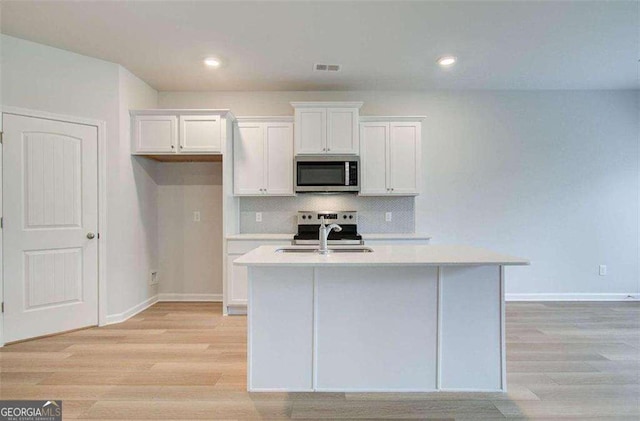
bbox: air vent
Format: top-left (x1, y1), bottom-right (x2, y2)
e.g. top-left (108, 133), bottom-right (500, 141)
top-left (314, 63), bottom-right (341, 72)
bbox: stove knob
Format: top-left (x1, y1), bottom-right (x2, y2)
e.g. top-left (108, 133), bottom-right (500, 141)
top-left (349, 215), bottom-right (353, 219)
top-left (343, 215), bottom-right (347, 219)
top-left (301, 215), bottom-right (306, 219)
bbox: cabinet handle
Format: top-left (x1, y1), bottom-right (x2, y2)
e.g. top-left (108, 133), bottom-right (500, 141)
top-left (171, 145), bottom-right (175, 149)
top-left (180, 145), bottom-right (183, 149)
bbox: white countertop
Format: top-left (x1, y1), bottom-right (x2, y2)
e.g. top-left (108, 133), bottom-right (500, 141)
top-left (234, 244), bottom-right (529, 267)
top-left (226, 233), bottom-right (431, 241)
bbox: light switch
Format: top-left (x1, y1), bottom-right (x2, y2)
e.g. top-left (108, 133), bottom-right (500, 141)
top-left (256, 212), bottom-right (262, 222)
top-left (599, 265), bottom-right (607, 276)
top-left (193, 211), bottom-right (201, 222)
top-left (385, 212), bottom-right (392, 222)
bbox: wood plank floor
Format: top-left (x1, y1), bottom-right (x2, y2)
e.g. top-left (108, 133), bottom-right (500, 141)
top-left (1, 301), bottom-right (638, 420)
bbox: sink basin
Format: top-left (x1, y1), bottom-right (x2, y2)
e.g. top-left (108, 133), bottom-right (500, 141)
top-left (275, 247), bottom-right (374, 254)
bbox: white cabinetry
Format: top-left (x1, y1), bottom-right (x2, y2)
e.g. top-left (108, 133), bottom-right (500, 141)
top-left (233, 118), bottom-right (294, 196)
top-left (179, 114), bottom-right (221, 152)
top-left (133, 114), bottom-right (178, 153)
top-left (225, 238), bottom-right (292, 315)
top-left (292, 102), bottom-right (362, 155)
top-left (131, 110), bottom-right (232, 156)
top-left (360, 117), bottom-right (423, 196)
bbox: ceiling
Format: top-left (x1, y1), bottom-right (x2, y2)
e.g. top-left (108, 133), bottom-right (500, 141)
top-left (1, 1), bottom-right (638, 91)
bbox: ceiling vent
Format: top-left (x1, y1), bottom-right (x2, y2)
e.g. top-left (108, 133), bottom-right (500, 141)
top-left (314, 63), bottom-right (341, 72)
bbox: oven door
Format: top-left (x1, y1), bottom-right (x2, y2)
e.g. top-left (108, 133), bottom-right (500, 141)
top-left (295, 156), bottom-right (359, 192)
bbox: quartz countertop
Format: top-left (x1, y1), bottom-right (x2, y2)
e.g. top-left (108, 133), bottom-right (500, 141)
top-left (226, 233), bottom-right (431, 241)
top-left (233, 244), bottom-right (529, 267)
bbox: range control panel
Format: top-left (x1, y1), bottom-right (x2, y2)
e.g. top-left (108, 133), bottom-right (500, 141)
top-left (297, 211), bottom-right (358, 225)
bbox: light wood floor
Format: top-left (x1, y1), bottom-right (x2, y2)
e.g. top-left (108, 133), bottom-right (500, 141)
top-left (1, 302), bottom-right (638, 420)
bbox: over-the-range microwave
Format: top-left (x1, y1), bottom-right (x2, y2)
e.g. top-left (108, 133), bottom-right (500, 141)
top-left (294, 155), bottom-right (359, 193)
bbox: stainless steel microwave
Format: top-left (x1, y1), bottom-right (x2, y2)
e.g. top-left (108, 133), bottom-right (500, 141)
top-left (294, 155), bottom-right (359, 193)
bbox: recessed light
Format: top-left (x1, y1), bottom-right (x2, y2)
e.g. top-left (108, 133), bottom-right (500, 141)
top-left (437, 56), bottom-right (457, 67)
top-left (204, 57), bottom-right (221, 68)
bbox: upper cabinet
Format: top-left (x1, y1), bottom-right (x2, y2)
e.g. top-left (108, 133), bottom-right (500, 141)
top-left (359, 117), bottom-right (424, 196)
top-left (133, 114), bottom-right (178, 153)
top-left (233, 117), bottom-right (294, 196)
top-left (292, 102), bottom-right (362, 155)
top-left (179, 115), bottom-right (221, 153)
top-left (131, 110), bottom-right (233, 157)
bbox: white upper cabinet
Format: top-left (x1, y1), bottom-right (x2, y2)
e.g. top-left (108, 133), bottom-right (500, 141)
top-left (179, 114), bottom-right (221, 152)
top-left (359, 118), bottom-right (423, 196)
top-left (234, 118), bottom-right (294, 196)
top-left (360, 122), bottom-right (389, 195)
top-left (292, 102), bottom-right (362, 155)
top-left (295, 108), bottom-right (326, 154)
top-left (131, 110), bottom-right (232, 156)
top-left (327, 108), bottom-right (359, 154)
top-left (133, 115), bottom-right (178, 153)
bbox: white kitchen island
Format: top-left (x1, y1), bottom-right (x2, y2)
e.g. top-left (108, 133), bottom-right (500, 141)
top-left (234, 245), bottom-right (528, 392)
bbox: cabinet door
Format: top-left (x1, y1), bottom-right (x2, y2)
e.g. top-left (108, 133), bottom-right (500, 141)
top-left (179, 115), bottom-right (221, 153)
top-left (327, 108), bottom-right (359, 154)
top-left (359, 122), bottom-right (390, 195)
top-left (265, 122), bottom-right (294, 195)
top-left (234, 123), bottom-right (265, 195)
top-left (227, 254), bottom-right (248, 306)
top-left (389, 122), bottom-right (420, 195)
top-left (295, 108), bottom-right (326, 154)
top-left (133, 115), bottom-right (177, 153)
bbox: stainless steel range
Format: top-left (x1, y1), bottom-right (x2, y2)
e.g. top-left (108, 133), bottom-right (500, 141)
top-left (293, 211), bottom-right (363, 245)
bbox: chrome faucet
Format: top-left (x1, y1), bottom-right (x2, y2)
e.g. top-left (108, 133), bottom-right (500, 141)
top-left (319, 217), bottom-right (342, 254)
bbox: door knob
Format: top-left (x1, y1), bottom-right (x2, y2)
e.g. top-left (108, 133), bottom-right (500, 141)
top-left (87, 232), bottom-right (96, 239)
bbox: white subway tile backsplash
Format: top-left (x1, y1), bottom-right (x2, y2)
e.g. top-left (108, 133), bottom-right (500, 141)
top-left (239, 196), bottom-right (414, 233)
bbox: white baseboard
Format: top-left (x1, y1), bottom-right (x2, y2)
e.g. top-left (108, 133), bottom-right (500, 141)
top-left (157, 293), bottom-right (222, 302)
top-left (506, 293), bottom-right (639, 301)
top-left (104, 295), bottom-right (159, 325)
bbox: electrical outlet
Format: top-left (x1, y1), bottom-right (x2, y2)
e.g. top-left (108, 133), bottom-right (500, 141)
top-left (150, 271), bottom-right (159, 285)
top-left (193, 211), bottom-right (201, 222)
top-left (599, 265), bottom-right (607, 276)
top-left (385, 212), bottom-right (392, 222)
top-left (256, 212), bottom-right (262, 222)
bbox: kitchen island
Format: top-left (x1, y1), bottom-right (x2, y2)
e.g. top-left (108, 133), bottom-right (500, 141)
top-left (234, 244), bottom-right (528, 392)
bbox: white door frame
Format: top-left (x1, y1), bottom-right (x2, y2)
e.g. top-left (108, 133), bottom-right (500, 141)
top-left (0, 106), bottom-right (108, 346)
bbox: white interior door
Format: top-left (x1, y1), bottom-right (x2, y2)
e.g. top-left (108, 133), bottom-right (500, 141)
top-left (3, 113), bottom-right (99, 343)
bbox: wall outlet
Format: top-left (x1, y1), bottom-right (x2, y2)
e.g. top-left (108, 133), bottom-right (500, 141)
top-left (193, 211), bottom-right (201, 222)
top-left (150, 271), bottom-right (159, 286)
top-left (599, 265), bottom-right (607, 276)
top-left (256, 212), bottom-right (262, 222)
top-left (385, 212), bottom-right (392, 222)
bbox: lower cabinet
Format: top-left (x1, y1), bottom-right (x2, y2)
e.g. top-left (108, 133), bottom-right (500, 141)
top-left (225, 239), bottom-right (291, 315)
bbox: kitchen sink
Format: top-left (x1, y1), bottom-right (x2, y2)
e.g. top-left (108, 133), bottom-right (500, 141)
top-left (275, 246), bottom-right (374, 254)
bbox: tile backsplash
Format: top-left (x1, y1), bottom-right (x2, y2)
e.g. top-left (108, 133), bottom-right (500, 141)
top-left (240, 195), bottom-right (414, 234)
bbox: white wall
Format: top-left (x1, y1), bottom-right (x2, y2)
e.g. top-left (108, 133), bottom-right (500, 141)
top-left (159, 90), bottom-right (640, 298)
top-left (155, 163), bottom-right (223, 298)
top-left (113, 67), bottom-right (159, 315)
top-left (1, 35), bottom-right (160, 319)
